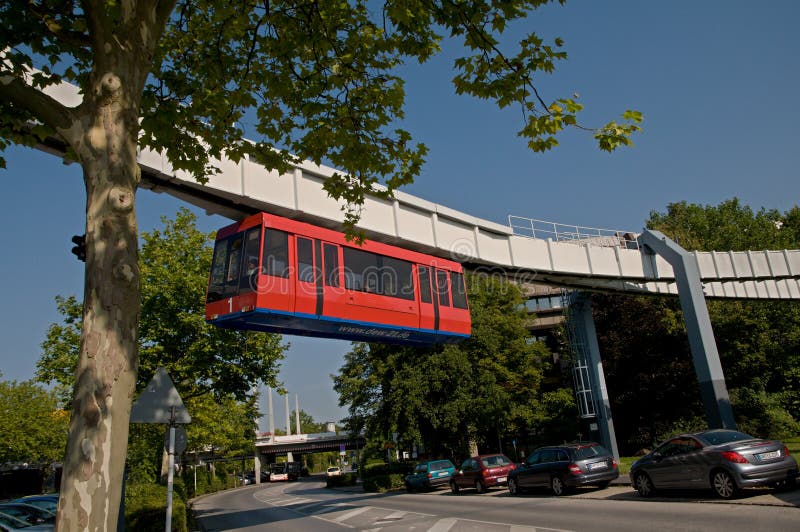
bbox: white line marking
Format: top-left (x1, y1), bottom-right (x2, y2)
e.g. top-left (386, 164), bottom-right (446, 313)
top-left (332, 506), bottom-right (371, 522)
top-left (427, 517), bottom-right (457, 532)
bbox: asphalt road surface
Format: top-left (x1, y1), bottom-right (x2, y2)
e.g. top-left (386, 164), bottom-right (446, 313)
top-left (192, 477), bottom-right (800, 532)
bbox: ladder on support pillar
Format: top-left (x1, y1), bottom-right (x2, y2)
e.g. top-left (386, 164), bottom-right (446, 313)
top-left (561, 291), bottom-right (596, 419)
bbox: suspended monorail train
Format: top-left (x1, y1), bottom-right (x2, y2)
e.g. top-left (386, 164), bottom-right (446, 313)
top-left (205, 212), bottom-right (471, 345)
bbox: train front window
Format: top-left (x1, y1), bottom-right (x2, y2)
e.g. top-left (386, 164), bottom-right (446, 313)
top-left (239, 227), bottom-right (262, 293)
top-left (263, 229), bottom-right (289, 278)
top-left (207, 234), bottom-right (245, 303)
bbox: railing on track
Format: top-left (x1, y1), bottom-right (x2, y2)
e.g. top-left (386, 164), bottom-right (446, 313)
top-left (508, 215), bottom-right (640, 250)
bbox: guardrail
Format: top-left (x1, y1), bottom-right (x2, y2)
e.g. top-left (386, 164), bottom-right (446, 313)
top-left (508, 215), bottom-right (640, 250)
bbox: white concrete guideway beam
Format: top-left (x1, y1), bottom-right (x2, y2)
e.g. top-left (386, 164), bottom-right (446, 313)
top-left (39, 78), bottom-right (800, 299)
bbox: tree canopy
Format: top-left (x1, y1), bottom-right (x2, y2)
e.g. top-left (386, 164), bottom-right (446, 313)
top-left (594, 198), bottom-right (800, 453)
top-left (37, 208), bottom-right (287, 403)
top-left (1, 1), bottom-right (641, 227)
top-left (0, 2), bottom-right (640, 528)
top-left (36, 209), bottom-right (284, 484)
top-left (0, 379), bottom-right (69, 465)
top-left (334, 272), bottom-right (576, 460)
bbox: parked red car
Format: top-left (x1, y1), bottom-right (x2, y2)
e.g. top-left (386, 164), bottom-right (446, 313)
top-left (450, 454), bottom-right (516, 494)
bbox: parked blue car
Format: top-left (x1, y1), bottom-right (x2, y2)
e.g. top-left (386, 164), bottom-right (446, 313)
top-left (13, 495), bottom-right (59, 514)
top-left (405, 459), bottom-right (457, 492)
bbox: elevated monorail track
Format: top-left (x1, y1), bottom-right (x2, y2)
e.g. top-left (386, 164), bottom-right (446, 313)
top-left (36, 79), bottom-right (800, 300)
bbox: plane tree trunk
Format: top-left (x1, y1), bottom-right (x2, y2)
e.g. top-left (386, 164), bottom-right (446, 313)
top-left (55, 68), bottom-right (142, 531)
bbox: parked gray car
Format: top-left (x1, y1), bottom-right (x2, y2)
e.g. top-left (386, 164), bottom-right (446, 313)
top-left (630, 429), bottom-right (799, 499)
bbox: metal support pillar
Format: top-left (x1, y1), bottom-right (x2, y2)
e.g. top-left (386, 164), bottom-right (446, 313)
top-left (568, 293), bottom-right (620, 461)
top-left (638, 229), bottom-right (737, 429)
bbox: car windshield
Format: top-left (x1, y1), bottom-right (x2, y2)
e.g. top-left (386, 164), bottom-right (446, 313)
top-left (575, 445), bottom-right (610, 460)
top-left (481, 455), bottom-right (511, 467)
top-left (698, 430), bottom-right (755, 445)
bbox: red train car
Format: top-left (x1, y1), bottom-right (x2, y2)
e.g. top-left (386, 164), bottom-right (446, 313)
top-left (205, 213), bottom-right (471, 345)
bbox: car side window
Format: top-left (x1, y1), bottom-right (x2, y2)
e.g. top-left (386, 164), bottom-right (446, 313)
top-left (676, 437), bottom-right (701, 454)
top-left (557, 450), bottom-right (570, 462)
top-left (541, 449), bottom-right (557, 463)
top-left (659, 437), bottom-right (699, 457)
top-left (526, 451), bottom-right (541, 465)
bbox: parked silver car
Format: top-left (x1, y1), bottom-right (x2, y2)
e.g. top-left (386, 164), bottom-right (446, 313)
top-left (630, 429), bottom-right (799, 499)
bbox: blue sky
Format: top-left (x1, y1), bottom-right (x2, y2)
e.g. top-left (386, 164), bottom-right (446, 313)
top-left (1, 0), bottom-right (798, 427)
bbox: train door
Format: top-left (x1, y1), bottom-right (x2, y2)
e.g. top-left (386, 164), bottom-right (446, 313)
top-left (433, 268), bottom-right (470, 335)
top-left (321, 242), bottom-right (345, 317)
top-left (294, 236), bottom-right (321, 316)
top-left (417, 265), bottom-right (438, 331)
top-left (259, 228), bottom-right (292, 312)
top-left (434, 268), bottom-right (452, 331)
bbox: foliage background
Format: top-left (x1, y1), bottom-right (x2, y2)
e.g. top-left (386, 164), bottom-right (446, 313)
top-left (596, 199), bottom-right (800, 453)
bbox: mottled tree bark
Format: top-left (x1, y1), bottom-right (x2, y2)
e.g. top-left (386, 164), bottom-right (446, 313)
top-left (56, 70), bottom-right (141, 532)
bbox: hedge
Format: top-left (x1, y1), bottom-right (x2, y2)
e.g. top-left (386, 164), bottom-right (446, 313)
top-left (325, 472), bottom-right (358, 488)
top-left (125, 482), bottom-right (187, 532)
top-left (362, 473), bottom-right (406, 493)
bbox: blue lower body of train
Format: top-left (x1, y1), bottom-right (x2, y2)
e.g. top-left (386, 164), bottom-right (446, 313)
top-left (208, 308), bottom-right (468, 346)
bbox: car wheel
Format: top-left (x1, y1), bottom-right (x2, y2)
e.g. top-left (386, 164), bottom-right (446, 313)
top-left (508, 478), bottom-right (519, 496)
top-left (776, 478), bottom-right (797, 492)
top-left (550, 476), bottom-right (565, 496)
top-left (450, 481), bottom-right (460, 494)
top-left (596, 481), bottom-right (610, 490)
top-left (634, 472), bottom-right (654, 498)
top-left (474, 480), bottom-right (485, 494)
top-left (711, 470), bottom-right (737, 499)
top-left (405, 483), bottom-right (414, 493)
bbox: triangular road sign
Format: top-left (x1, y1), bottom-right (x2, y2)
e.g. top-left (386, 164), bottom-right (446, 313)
top-left (130, 367), bottom-right (191, 424)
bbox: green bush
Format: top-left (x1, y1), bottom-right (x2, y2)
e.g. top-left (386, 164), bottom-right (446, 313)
top-left (181, 467), bottom-right (229, 498)
top-left (362, 473), bottom-right (405, 493)
top-left (362, 461), bottom-right (412, 478)
top-left (125, 482), bottom-right (187, 532)
top-left (326, 473), bottom-right (358, 488)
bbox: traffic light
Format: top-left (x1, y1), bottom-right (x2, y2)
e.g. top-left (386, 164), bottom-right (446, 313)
top-left (71, 234), bottom-right (86, 262)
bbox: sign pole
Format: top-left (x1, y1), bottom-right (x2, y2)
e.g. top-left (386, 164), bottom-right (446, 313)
top-left (129, 368), bottom-right (192, 532)
top-left (165, 406), bottom-right (176, 532)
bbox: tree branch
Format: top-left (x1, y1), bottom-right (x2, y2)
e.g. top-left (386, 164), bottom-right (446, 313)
top-left (0, 72), bottom-right (75, 135)
top-left (82, 0), bottom-right (112, 63)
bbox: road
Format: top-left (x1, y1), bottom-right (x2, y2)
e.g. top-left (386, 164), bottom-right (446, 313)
top-left (192, 478), bottom-right (800, 532)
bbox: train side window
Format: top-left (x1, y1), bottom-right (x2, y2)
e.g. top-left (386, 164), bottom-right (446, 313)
top-left (297, 237), bottom-right (315, 283)
top-left (263, 229), bottom-right (289, 278)
top-left (418, 266), bottom-right (432, 303)
top-left (450, 271), bottom-right (468, 309)
top-left (239, 227), bottom-right (262, 292)
top-left (343, 247), bottom-right (414, 300)
top-left (323, 243), bottom-right (340, 287)
top-left (436, 270), bottom-right (450, 307)
top-left (381, 256), bottom-right (414, 300)
top-left (343, 247), bottom-right (370, 291)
